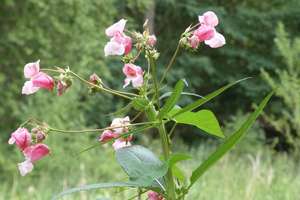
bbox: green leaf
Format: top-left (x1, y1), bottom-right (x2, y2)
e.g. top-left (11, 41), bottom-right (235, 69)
top-left (172, 78), bottom-right (251, 118)
top-left (52, 182), bottom-right (139, 200)
top-left (132, 97), bottom-right (150, 111)
top-left (159, 79), bottom-right (185, 118)
top-left (116, 145), bottom-right (168, 188)
top-left (172, 165), bottom-right (186, 182)
top-left (169, 108), bottom-right (224, 138)
top-left (188, 91), bottom-right (274, 189)
top-left (167, 153), bottom-right (192, 167)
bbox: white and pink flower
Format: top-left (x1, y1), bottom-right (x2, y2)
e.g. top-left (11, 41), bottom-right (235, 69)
top-left (122, 63), bottom-right (144, 88)
top-left (22, 60), bottom-right (54, 95)
top-left (190, 11), bottom-right (225, 49)
top-left (99, 116), bottom-right (132, 150)
top-left (18, 144), bottom-right (50, 176)
top-left (104, 19), bottom-right (132, 56)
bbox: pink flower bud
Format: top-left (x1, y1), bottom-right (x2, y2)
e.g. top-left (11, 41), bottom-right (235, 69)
top-left (105, 19), bottom-right (127, 37)
top-left (23, 143), bottom-right (50, 163)
top-left (193, 25), bottom-right (215, 42)
top-left (122, 64), bottom-right (144, 88)
top-left (204, 31), bottom-right (226, 48)
top-left (147, 35), bottom-right (157, 46)
top-left (36, 131), bottom-right (46, 143)
top-left (31, 72), bottom-right (54, 91)
top-left (57, 80), bottom-right (69, 96)
top-left (99, 130), bottom-right (118, 142)
top-left (8, 128), bottom-right (31, 151)
top-left (24, 60), bottom-right (40, 79)
top-left (199, 11), bottom-right (219, 27)
top-left (112, 139), bottom-right (131, 150)
top-left (89, 73), bottom-right (102, 85)
top-left (147, 191), bottom-right (164, 200)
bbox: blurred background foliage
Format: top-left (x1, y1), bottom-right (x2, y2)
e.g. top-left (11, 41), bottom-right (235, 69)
top-left (1, 0), bottom-right (300, 199)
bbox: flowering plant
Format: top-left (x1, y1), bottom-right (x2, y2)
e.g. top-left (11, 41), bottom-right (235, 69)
top-left (9, 11), bottom-right (273, 200)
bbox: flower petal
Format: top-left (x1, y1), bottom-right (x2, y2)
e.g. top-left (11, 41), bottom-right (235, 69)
top-left (204, 31), bottom-right (226, 48)
top-left (24, 60), bottom-right (40, 79)
top-left (22, 81), bottom-right (40, 95)
top-left (104, 41), bottom-right (125, 56)
top-left (18, 160), bottom-right (34, 176)
top-left (105, 19), bottom-right (127, 37)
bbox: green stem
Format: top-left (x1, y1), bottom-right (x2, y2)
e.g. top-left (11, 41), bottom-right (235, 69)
top-left (160, 42), bottom-right (181, 84)
top-left (48, 121), bottom-right (158, 134)
top-left (68, 71), bottom-right (133, 100)
top-left (148, 56), bottom-right (176, 200)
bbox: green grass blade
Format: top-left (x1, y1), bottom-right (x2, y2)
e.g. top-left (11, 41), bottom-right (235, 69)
top-left (172, 78), bottom-right (251, 118)
top-left (159, 79), bottom-right (185, 118)
top-left (188, 91), bottom-right (274, 189)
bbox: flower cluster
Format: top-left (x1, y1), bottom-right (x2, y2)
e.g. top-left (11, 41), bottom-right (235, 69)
top-left (99, 116), bottom-right (133, 150)
top-left (189, 11), bottom-right (225, 49)
top-left (8, 128), bottom-right (50, 176)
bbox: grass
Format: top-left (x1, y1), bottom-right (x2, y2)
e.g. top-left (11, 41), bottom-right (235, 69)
top-left (1, 135), bottom-right (299, 200)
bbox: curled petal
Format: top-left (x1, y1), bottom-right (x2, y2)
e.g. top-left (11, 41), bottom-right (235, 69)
top-left (204, 31), bottom-right (226, 48)
top-left (18, 159), bottom-right (34, 176)
top-left (110, 116), bottom-right (130, 135)
top-left (99, 130), bottom-right (118, 142)
top-left (104, 41), bottom-right (125, 56)
top-left (8, 128), bottom-right (31, 151)
top-left (112, 139), bottom-right (131, 150)
top-left (111, 33), bottom-right (132, 55)
top-left (105, 19), bottom-right (127, 37)
top-left (199, 11), bottom-right (219, 27)
top-left (193, 25), bottom-right (215, 42)
top-left (131, 75), bottom-right (144, 88)
top-left (31, 72), bottom-right (54, 91)
top-left (23, 143), bottom-right (50, 163)
top-left (24, 60), bottom-right (40, 79)
top-left (22, 81), bottom-right (40, 95)
top-left (189, 35), bottom-right (200, 49)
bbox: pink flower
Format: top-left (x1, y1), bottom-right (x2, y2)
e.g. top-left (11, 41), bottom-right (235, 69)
top-left (147, 35), bottom-right (157, 46)
top-left (189, 11), bottom-right (225, 49)
top-left (204, 31), bottom-right (226, 48)
top-left (193, 25), bottom-right (215, 42)
top-left (147, 191), bottom-right (164, 200)
top-left (18, 144), bottom-right (50, 176)
top-left (112, 139), bottom-right (131, 150)
top-left (199, 11), bottom-right (219, 27)
top-left (105, 19), bottom-right (127, 37)
top-left (22, 60), bottom-right (54, 95)
top-left (104, 19), bottom-right (132, 56)
top-left (99, 130), bottom-right (118, 142)
top-left (8, 128), bottom-right (31, 151)
top-left (122, 63), bottom-right (144, 88)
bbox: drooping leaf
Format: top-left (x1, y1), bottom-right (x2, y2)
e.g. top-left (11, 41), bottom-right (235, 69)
top-left (167, 153), bottom-right (192, 167)
top-left (188, 91), bottom-right (274, 189)
top-left (169, 108), bottom-right (224, 138)
top-left (159, 92), bottom-right (204, 100)
top-left (52, 182), bottom-right (139, 200)
top-left (159, 79), bottom-right (185, 118)
top-left (116, 145), bottom-right (168, 187)
top-left (171, 78), bottom-right (251, 118)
